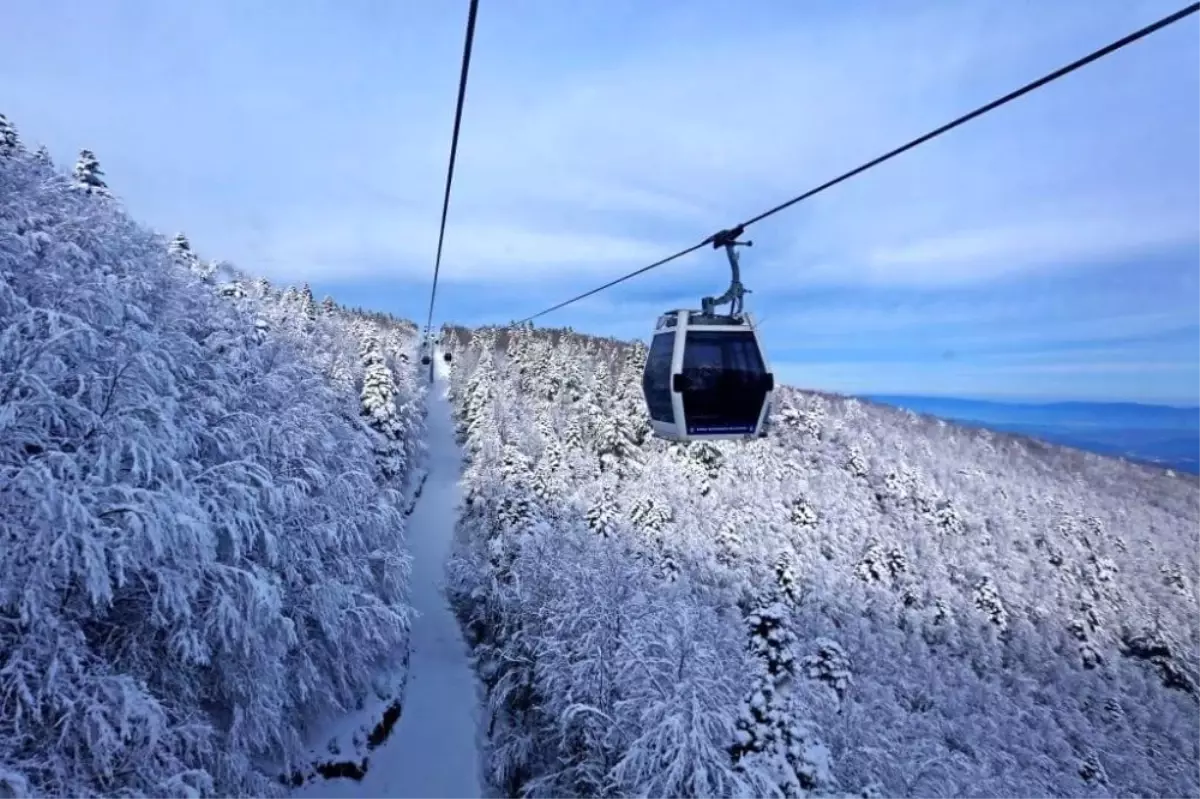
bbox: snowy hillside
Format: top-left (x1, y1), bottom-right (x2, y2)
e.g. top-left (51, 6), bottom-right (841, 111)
top-left (4, 101), bottom-right (1197, 798)
top-left (442, 324), bottom-right (1200, 798)
top-left (0, 118), bottom-right (426, 797)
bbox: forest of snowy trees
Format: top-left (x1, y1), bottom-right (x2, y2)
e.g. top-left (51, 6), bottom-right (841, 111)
top-left (0, 116), bottom-right (427, 797)
top-left (4, 106), bottom-right (1200, 799)
top-left (442, 325), bottom-right (1199, 798)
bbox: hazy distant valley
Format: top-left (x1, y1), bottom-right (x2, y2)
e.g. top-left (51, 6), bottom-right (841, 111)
top-left (866, 395), bottom-right (1200, 474)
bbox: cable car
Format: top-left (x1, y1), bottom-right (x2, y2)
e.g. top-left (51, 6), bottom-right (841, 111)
top-left (443, 351), bottom-right (452, 363)
top-left (420, 330), bottom-right (433, 365)
top-left (641, 226), bottom-right (775, 442)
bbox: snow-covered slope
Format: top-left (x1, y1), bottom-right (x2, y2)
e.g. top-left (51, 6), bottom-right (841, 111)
top-left (443, 325), bottom-right (1200, 798)
top-left (6, 101), bottom-right (1197, 797)
top-left (368, 363), bottom-right (483, 798)
top-left (0, 121), bottom-right (425, 797)
top-left (292, 358), bottom-right (484, 799)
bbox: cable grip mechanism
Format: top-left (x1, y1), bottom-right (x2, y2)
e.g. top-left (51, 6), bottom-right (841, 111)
top-left (701, 225), bottom-right (753, 318)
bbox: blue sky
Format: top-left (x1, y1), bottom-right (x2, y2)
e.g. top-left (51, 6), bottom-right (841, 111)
top-left (3, 0), bottom-right (1197, 404)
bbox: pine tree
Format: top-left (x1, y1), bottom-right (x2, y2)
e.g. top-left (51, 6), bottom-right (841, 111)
top-left (563, 414), bottom-right (586, 452)
top-left (530, 439), bottom-right (563, 506)
top-left (586, 486), bottom-right (619, 539)
top-left (595, 411), bottom-right (637, 472)
top-left (322, 295), bottom-right (337, 315)
top-left (716, 516), bottom-right (744, 567)
top-left (774, 551), bottom-right (801, 608)
top-left (281, 286), bottom-right (300, 311)
top-left (690, 440), bottom-right (724, 479)
top-left (166, 232), bottom-right (217, 281)
top-left (628, 493), bottom-right (672, 535)
top-left (559, 351), bottom-right (586, 404)
top-left (73, 149), bottom-right (110, 196)
top-left (732, 599), bottom-right (836, 796)
top-left (854, 541), bottom-right (908, 587)
top-left (301, 283), bottom-right (317, 319)
top-left (360, 335), bottom-right (406, 479)
top-left (614, 342), bottom-right (651, 445)
top-left (0, 114), bottom-right (20, 155)
top-left (800, 638), bottom-right (852, 702)
top-left (497, 490), bottom-right (534, 532)
top-left (33, 145), bottom-right (51, 165)
top-left (788, 495), bottom-right (818, 528)
top-left (168, 233), bottom-right (198, 267)
top-left (972, 576), bottom-right (1009, 630)
top-left (730, 601), bottom-right (793, 761)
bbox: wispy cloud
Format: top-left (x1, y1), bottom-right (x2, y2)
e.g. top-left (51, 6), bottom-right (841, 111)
top-left (248, 210), bottom-right (672, 283)
top-left (209, 0), bottom-right (1196, 290)
top-left (844, 203), bottom-right (1196, 288)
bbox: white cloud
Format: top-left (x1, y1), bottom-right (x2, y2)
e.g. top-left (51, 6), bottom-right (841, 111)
top-left (244, 211), bottom-right (672, 283)
top-left (764, 303), bottom-right (1199, 352)
top-left (9, 0), bottom-right (1195, 306)
top-left (777, 192), bottom-right (1199, 289)
top-left (868, 219), bottom-right (1168, 273)
top-left (241, 1), bottom-right (1196, 286)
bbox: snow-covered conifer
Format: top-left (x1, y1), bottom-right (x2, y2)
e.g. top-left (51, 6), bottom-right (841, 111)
top-left (72, 148), bottom-right (110, 195)
top-left (360, 334), bottom-right (406, 479)
top-left (167, 232), bottom-right (199, 268)
top-left (0, 113), bottom-right (20, 155)
top-left (788, 495), bottom-right (819, 528)
top-left (300, 282), bottom-right (317, 319)
top-left (586, 486), bottom-right (619, 538)
top-left (801, 637), bottom-right (852, 701)
top-left (774, 551), bottom-right (801, 607)
top-left (716, 515), bottom-right (745, 567)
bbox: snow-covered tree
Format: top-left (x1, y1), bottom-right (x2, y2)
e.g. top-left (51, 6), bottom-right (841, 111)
top-left (0, 129), bottom-right (428, 797)
top-left (732, 600), bottom-right (837, 796)
top-left (167, 231), bottom-right (198, 265)
top-left (300, 282), bottom-right (317, 319)
top-left (72, 148), bottom-right (110, 196)
top-left (360, 333), bottom-right (407, 480)
top-left (586, 485), bottom-right (619, 539)
top-left (0, 113), bottom-right (19, 155)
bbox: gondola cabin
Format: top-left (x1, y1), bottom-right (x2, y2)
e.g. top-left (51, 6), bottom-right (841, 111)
top-left (642, 309), bottom-right (774, 442)
top-left (443, 351), bottom-right (453, 363)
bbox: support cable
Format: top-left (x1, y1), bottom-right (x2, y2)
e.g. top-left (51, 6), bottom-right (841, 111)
top-left (511, 3), bottom-right (1198, 327)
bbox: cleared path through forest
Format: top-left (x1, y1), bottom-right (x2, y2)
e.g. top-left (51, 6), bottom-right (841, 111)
top-left (294, 358), bottom-right (484, 797)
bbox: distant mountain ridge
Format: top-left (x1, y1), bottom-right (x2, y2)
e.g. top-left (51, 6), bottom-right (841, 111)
top-left (862, 394), bottom-right (1200, 474)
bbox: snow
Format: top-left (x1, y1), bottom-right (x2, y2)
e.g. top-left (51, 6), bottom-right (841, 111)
top-left (295, 355), bottom-right (483, 798)
top-left (443, 325), bottom-right (1200, 798)
top-left (1, 130), bottom-right (426, 797)
top-left (4, 107), bottom-right (1198, 797)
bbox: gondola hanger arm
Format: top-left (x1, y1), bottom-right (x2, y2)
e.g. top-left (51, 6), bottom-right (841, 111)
top-left (701, 226), bottom-right (753, 318)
